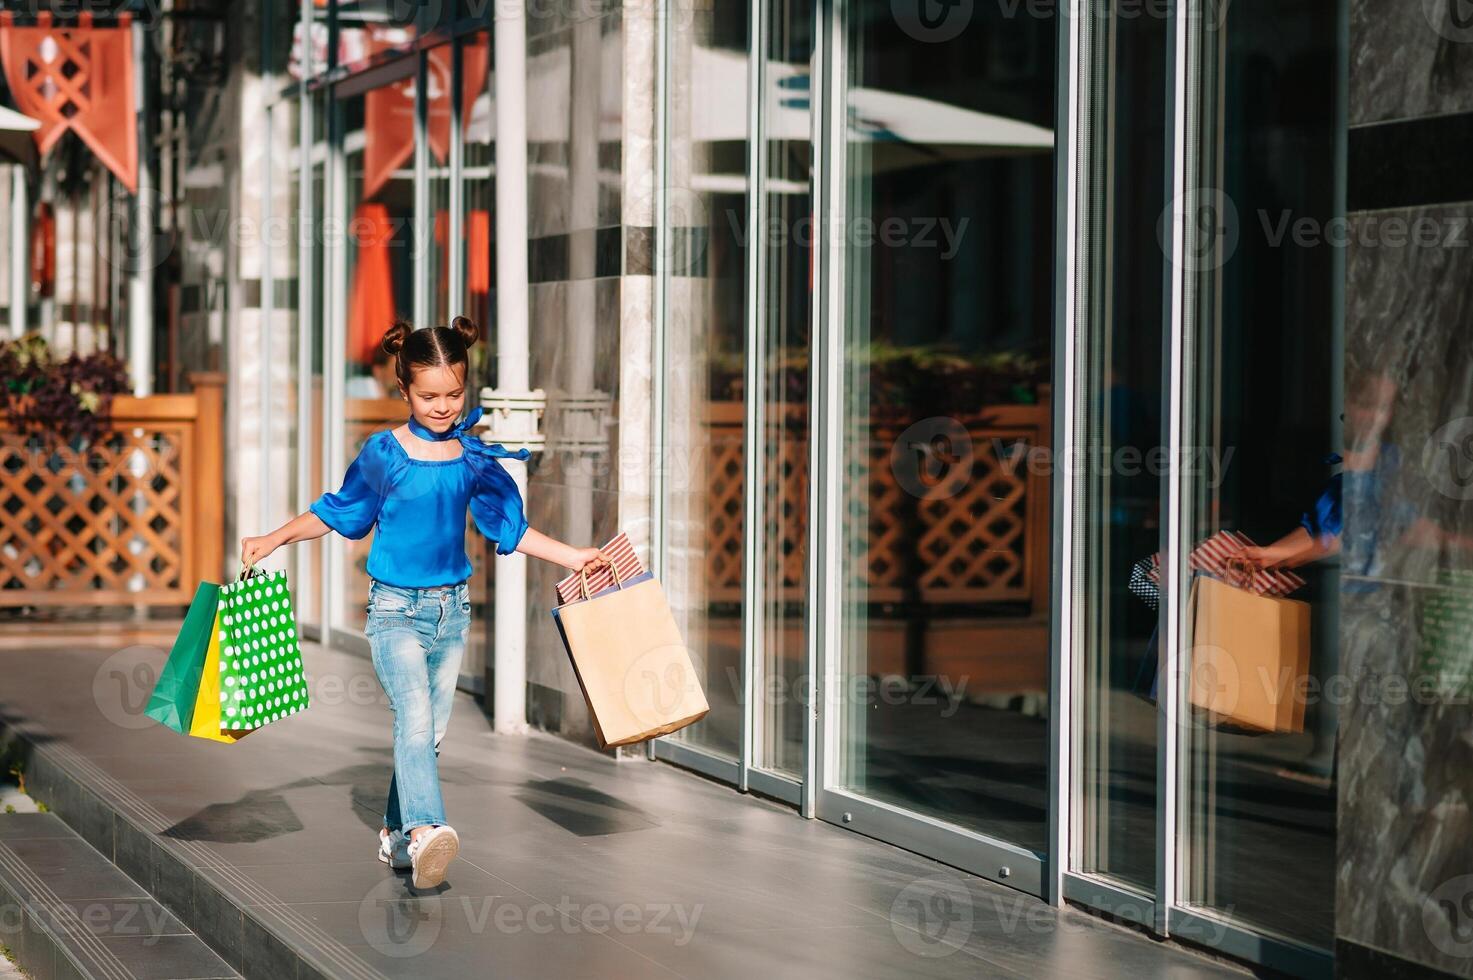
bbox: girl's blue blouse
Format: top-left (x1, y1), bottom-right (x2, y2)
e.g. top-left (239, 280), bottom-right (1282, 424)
top-left (309, 429), bottom-right (530, 588)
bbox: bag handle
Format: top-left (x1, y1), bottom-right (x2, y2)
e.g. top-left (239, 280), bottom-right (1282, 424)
top-left (575, 557), bottom-right (622, 602)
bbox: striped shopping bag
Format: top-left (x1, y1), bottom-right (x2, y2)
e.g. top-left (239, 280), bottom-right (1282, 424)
top-left (554, 531), bottom-right (644, 606)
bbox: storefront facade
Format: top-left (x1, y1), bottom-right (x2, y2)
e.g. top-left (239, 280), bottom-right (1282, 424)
top-left (250, 2), bottom-right (1472, 978)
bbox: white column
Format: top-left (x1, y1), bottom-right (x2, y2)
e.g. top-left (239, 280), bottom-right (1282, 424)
top-left (493, 0), bottom-right (530, 734)
top-left (9, 167), bottom-right (26, 338)
top-left (127, 17), bottom-right (154, 396)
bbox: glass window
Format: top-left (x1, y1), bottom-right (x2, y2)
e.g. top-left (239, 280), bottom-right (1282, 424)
top-left (663, 0), bottom-right (751, 760)
top-left (455, 32), bottom-right (494, 683)
top-left (339, 85), bottom-right (415, 632)
top-left (1075, 4), bottom-right (1169, 894)
top-left (294, 92), bottom-right (328, 630)
top-left (1177, 0), bottom-right (1342, 948)
top-left (521, 8), bottom-right (627, 737)
top-left (460, 32), bottom-right (494, 347)
top-left (838, 0), bottom-right (1056, 848)
top-left (759, 0), bottom-right (815, 777)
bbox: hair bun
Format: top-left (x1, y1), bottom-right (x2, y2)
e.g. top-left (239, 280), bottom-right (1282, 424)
top-left (381, 320), bottom-right (413, 356)
top-left (450, 315), bottom-right (479, 349)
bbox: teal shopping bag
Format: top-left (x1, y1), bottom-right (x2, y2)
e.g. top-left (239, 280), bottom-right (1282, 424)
top-left (215, 568), bottom-right (310, 731)
top-left (144, 581), bottom-right (221, 733)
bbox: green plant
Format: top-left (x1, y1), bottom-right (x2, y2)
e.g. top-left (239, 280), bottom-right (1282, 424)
top-left (0, 333), bottom-right (130, 445)
top-left (3, 805), bottom-right (13, 814)
top-left (0, 942), bottom-right (31, 978)
top-left (708, 341), bottom-right (1045, 411)
top-left (34, 801), bottom-right (47, 813)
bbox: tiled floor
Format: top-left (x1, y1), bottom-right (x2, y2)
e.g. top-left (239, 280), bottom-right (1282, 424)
top-left (0, 638), bottom-right (1250, 980)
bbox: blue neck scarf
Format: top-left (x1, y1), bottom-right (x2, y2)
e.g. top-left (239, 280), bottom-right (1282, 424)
top-left (407, 407), bottom-right (532, 461)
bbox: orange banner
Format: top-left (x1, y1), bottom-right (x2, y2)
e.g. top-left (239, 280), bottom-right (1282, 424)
top-left (363, 34), bottom-right (488, 200)
top-left (0, 12), bottom-right (138, 191)
top-left (347, 203), bottom-right (397, 366)
top-left (433, 207), bottom-right (492, 301)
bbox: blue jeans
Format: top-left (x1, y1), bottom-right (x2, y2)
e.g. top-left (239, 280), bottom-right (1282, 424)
top-left (366, 579), bottom-right (470, 838)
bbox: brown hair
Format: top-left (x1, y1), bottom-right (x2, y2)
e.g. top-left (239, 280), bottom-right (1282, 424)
top-left (380, 317), bottom-right (480, 389)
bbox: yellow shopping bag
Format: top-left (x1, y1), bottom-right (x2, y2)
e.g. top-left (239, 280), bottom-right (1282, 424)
top-left (188, 611), bottom-right (251, 744)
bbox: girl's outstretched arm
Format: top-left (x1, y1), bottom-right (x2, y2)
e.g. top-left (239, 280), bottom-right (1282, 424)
top-left (241, 511), bottom-right (332, 567)
top-left (515, 527), bottom-right (609, 572)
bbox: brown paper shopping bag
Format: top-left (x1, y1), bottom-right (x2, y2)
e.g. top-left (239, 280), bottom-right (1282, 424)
top-left (551, 567), bottom-right (709, 749)
top-left (1188, 575), bottom-right (1311, 732)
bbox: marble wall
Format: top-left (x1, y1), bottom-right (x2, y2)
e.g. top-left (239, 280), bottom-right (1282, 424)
top-left (507, 2), bottom-right (659, 750)
top-left (1339, 5), bottom-right (1473, 977)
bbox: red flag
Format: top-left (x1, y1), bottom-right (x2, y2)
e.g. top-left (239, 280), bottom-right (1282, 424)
top-left (0, 12), bottom-right (138, 191)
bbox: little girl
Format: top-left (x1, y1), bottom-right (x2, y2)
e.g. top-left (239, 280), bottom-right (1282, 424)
top-left (240, 317), bottom-right (608, 889)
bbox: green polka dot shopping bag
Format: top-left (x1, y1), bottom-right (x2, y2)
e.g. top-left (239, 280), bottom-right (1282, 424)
top-left (215, 567), bottom-right (310, 731)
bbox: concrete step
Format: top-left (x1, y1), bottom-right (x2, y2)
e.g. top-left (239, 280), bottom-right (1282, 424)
top-left (0, 812), bottom-right (239, 980)
top-left (0, 728), bottom-right (389, 980)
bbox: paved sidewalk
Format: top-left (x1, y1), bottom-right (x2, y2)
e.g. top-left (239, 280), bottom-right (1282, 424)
top-left (0, 639), bottom-right (1247, 980)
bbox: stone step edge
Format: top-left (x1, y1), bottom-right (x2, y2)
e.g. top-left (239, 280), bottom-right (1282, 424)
top-left (0, 719), bottom-right (392, 980)
top-left (0, 821), bottom-right (142, 980)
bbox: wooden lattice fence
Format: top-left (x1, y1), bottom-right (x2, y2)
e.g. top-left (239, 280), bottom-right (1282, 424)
top-left (703, 396), bottom-right (1052, 614)
top-left (0, 373), bottom-right (225, 607)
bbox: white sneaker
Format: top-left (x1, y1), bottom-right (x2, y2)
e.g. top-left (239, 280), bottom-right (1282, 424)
top-left (378, 828), bottom-right (411, 870)
top-left (407, 825), bottom-right (459, 889)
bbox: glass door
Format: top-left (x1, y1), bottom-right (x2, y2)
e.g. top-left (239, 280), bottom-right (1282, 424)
top-left (1066, 0), bottom-right (1346, 970)
top-left (815, 0), bottom-right (1058, 894)
top-left (1174, 0), bottom-right (1343, 952)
